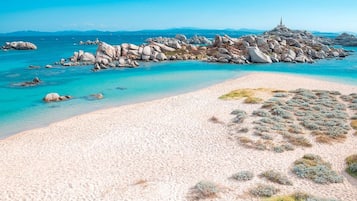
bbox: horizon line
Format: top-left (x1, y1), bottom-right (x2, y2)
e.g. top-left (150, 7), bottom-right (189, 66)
top-left (0, 26), bottom-right (355, 35)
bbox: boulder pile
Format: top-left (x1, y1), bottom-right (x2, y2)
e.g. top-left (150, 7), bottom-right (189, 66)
top-left (2, 41), bottom-right (37, 50)
top-left (59, 25), bottom-right (349, 70)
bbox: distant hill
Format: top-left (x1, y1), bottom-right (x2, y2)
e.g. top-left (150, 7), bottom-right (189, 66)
top-left (0, 28), bottom-right (265, 38)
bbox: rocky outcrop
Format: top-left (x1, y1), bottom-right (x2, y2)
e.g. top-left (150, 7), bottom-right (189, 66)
top-left (60, 50), bottom-right (96, 66)
top-left (206, 25), bottom-right (349, 64)
top-left (147, 35), bottom-right (212, 46)
top-left (58, 25), bottom-right (349, 70)
top-left (334, 33), bottom-right (357, 46)
top-left (2, 41), bottom-right (37, 50)
top-left (43, 93), bottom-right (72, 102)
top-left (14, 77), bottom-right (41, 87)
top-left (248, 47), bottom-right (272, 63)
top-left (79, 38), bottom-right (100, 45)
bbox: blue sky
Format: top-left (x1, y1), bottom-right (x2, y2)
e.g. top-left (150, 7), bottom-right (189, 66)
top-left (1, 0), bottom-right (356, 33)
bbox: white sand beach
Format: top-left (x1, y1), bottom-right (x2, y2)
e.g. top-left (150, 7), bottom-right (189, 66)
top-left (0, 73), bottom-right (356, 201)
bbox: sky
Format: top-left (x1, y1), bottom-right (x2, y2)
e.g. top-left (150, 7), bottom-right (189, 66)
top-left (1, 0), bottom-right (357, 33)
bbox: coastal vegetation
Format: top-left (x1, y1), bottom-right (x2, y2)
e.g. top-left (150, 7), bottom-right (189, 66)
top-left (231, 171), bottom-right (254, 181)
top-left (249, 184), bottom-right (279, 197)
top-left (189, 181), bottom-right (221, 200)
top-left (259, 170), bottom-right (293, 185)
top-left (227, 88), bottom-right (353, 152)
top-left (345, 154), bottom-right (357, 178)
top-left (219, 88), bottom-right (272, 103)
top-left (266, 192), bottom-right (339, 201)
top-left (292, 154), bottom-right (343, 184)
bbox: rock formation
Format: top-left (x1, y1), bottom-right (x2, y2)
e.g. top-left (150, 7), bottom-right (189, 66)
top-left (79, 38), bottom-right (100, 45)
top-left (43, 93), bottom-right (72, 102)
top-left (334, 33), bottom-right (357, 46)
top-left (248, 47), bottom-right (272, 63)
top-left (14, 77), bottom-right (41, 87)
top-left (2, 41), bottom-right (37, 50)
top-left (59, 24), bottom-right (349, 70)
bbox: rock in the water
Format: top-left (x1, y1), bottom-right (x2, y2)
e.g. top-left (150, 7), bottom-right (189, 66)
top-left (80, 52), bottom-right (96, 62)
top-left (43, 93), bottom-right (72, 102)
top-left (334, 33), bottom-right (357, 46)
top-left (92, 93), bottom-right (104, 100)
top-left (248, 47), bottom-right (272, 63)
top-left (18, 77), bottom-right (41, 87)
top-left (96, 42), bottom-right (116, 62)
top-left (2, 41), bottom-right (37, 50)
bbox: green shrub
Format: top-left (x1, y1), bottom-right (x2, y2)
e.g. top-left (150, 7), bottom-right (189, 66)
top-left (345, 154), bottom-right (357, 178)
top-left (191, 181), bottom-right (220, 199)
top-left (292, 154), bottom-right (343, 184)
top-left (249, 184), bottom-right (279, 197)
top-left (253, 109), bottom-right (271, 117)
top-left (266, 191), bottom-right (340, 201)
top-left (260, 170), bottom-right (293, 185)
top-left (231, 171), bottom-right (254, 181)
top-left (231, 109), bottom-right (247, 123)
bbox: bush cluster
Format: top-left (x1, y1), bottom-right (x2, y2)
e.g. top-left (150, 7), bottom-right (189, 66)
top-left (259, 170), bottom-right (293, 185)
top-left (292, 154), bottom-right (343, 184)
top-left (345, 154), bottom-right (357, 178)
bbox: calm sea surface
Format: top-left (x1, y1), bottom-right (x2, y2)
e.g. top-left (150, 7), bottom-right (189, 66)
top-left (0, 32), bottom-right (356, 138)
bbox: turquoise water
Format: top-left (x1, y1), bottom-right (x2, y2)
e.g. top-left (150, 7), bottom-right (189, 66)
top-left (0, 34), bottom-right (356, 139)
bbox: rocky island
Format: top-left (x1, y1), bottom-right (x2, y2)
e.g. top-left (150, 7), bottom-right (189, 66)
top-left (58, 22), bottom-right (349, 71)
top-left (334, 32), bottom-right (357, 46)
top-left (2, 41), bottom-right (37, 50)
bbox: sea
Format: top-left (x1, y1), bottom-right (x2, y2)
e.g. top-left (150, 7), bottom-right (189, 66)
top-left (0, 30), bottom-right (356, 139)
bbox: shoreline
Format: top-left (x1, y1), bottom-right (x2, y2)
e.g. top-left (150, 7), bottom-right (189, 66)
top-left (1, 72), bottom-right (357, 200)
top-left (4, 71), bottom-right (356, 141)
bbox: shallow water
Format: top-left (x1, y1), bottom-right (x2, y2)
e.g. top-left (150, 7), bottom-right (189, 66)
top-left (0, 33), bottom-right (356, 139)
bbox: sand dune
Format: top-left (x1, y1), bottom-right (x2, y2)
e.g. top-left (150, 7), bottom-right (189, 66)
top-left (0, 73), bottom-right (356, 200)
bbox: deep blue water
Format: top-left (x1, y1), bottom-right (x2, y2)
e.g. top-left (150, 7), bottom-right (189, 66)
top-left (0, 32), bottom-right (356, 139)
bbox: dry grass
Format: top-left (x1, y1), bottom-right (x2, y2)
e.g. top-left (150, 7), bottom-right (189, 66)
top-left (345, 154), bottom-right (357, 178)
top-left (266, 192), bottom-right (339, 201)
top-left (132, 179), bottom-right (148, 187)
top-left (219, 88), bottom-right (273, 103)
top-left (238, 136), bottom-right (253, 144)
top-left (244, 96), bottom-right (263, 104)
top-left (351, 120), bottom-right (357, 130)
top-left (315, 135), bottom-right (333, 144)
top-left (219, 89), bottom-right (254, 100)
top-left (208, 116), bottom-right (224, 124)
top-left (283, 134), bottom-right (312, 147)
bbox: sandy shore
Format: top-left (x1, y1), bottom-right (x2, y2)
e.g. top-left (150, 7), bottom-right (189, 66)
top-left (0, 73), bottom-right (356, 200)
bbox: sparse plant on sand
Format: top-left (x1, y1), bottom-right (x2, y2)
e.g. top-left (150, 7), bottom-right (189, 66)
top-left (345, 154), bottom-right (357, 178)
top-left (231, 171), bottom-right (254, 181)
top-left (292, 154), bottom-right (343, 184)
top-left (231, 109), bottom-right (247, 123)
top-left (259, 170), bottom-right (293, 185)
top-left (208, 116), bottom-right (224, 124)
top-left (266, 191), bottom-right (340, 201)
top-left (189, 180), bottom-right (221, 200)
top-left (351, 120), bottom-right (357, 130)
top-left (219, 88), bottom-right (268, 104)
top-left (244, 96), bottom-right (263, 104)
top-left (249, 184), bottom-right (279, 197)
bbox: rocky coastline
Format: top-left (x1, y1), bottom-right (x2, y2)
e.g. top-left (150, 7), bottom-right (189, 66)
top-left (57, 24), bottom-right (349, 71)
